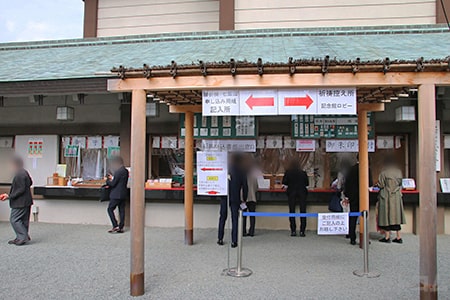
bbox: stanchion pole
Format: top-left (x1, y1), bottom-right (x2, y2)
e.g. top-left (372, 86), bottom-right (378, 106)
top-left (227, 210), bottom-right (252, 277)
top-left (353, 210), bottom-right (380, 278)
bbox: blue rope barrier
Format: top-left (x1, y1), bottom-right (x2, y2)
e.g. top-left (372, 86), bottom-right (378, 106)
top-left (242, 211), bottom-right (362, 217)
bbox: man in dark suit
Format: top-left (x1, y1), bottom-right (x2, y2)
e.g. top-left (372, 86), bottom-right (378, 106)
top-left (282, 158), bottom-right (309, 237)
top-left (106, 156), bottom-right (129, 233)
top-left (344, 158), bottom-right (373, 245)
top-left (217, 154), bottom-right (248, 248)
top-left (0, 156), bottom-right (33, 246)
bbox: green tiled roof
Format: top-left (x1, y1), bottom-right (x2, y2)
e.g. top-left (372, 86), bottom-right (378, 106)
top-left (0, 25), bottom-right (449, 82)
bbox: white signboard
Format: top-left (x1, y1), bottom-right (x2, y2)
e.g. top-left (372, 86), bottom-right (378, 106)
top-left (444, 135), bottom-right (450, 149)
top-left (376, 136), bottom-right (395, 149)
top-left (436, 120), bottom-right (441, 172)
top-left (326, 139), bottom-right (375, 153)
top-left (161, 136), bottom-right (178, 149)
top-left (296, 139), bottom-right (316, 152)
top-left (316, 88), bottom-right (356, 115)
top-left (201, 140), bottom-right (256, 152)
top-left (239, 89), bottom-right (278, 116)
top-left (0, 137), bottom-right (14, 148)
top-left (283, 137), bottom-right (296, 149)
top-left (87, 136), bottom-right (103, 149)
top-left (317, 213), bottom-right (349, 235)
top-left (202, 90), bottom-right (239, 116)
top-left (278, 89), bottom-right (317, 115)
top-left (196, 151), bottom-right (228, 196)
top-left (440, 178), bottom-right (450, 193)
top-left (265, 136), bottom-right (283, 149)
top-left (202, 88), bottom-right (356, 116)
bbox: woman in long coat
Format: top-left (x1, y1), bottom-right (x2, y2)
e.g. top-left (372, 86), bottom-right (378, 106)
top-left (377, 156), bottom-right (406, 243)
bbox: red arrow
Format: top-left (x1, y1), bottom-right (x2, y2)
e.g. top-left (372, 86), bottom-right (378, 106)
top-left (201, 167), bottom-right (223, 171)
top-left (284, 95), bottom-right (314, 109)
top-left (207, 191), bottom-right (219, 195)
top-left (246, 95), bottom-right (275, 109)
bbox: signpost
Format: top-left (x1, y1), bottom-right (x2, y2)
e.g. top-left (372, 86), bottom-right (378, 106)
top-left (196, 151), bottom-right (228, 196)
top-left (317, 213), bottom-right (349, 235)
top-left (202, 88), bottom-right (357, 116)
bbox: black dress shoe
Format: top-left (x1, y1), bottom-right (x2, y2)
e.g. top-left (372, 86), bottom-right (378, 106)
top-left (379, 238), bottom-right (391, 243)
top-left (350, 240), bottom-right (356, 245)
top-left (14, 240), bottom-right (27, 246)
top-left (217, 240), bottom-right (224, 246)
top-left (392, 238), bottom-right (403, 244)
top-left (299, 232), bottom-right (306, 237)
top-left (248, 233), bottom-right (254, 237)
top-left (8, 239), bottom-right (18, 245)
top-left (231, 243), bottom-right (238, 248)
top-left (116, 229), bottom-right (124, 233)
top-left (345, 235), bottom-right (350, 239)
top-left (290, 231), bottom-right (297, 237)
top-left (243, 232), bottom-right (248, 237)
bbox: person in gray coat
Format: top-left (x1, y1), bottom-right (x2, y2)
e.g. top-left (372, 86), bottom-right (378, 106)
top-left (0, 156), bottom-right (33, 246)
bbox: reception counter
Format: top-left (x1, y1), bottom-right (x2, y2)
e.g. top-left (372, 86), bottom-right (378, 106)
top-left (0, 186), bottom-right (444, 234)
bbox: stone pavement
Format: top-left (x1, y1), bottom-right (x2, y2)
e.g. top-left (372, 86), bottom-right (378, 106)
top-left (0, 222), bottom-right (449, 300)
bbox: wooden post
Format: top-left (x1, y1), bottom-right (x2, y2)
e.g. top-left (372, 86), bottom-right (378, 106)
top-left (358, 110), bottom-right (369, 246)
top-left (130, 89), bottom-right (146, 296)
top-left (184, 111), bottom-right (195, 245)
top-left (418, 84), bottom-right (437, 299)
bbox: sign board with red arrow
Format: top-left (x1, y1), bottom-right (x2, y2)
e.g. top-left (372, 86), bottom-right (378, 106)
top-left (239, 90), bottom-right (278, 116)
top-left (196, 151), bottom-right (228, 196)
top-left (202, 88), bottom-right (356, 116)
top-left (278, 89), bottom-right (317, 115)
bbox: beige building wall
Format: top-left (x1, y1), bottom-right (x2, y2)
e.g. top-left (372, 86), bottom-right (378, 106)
top-left (235, 0), bottom-right (436, 29)
top-left (97, 0), bottom-right (220, 37)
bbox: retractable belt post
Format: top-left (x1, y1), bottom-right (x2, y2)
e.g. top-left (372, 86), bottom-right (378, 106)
top-left (353, 210), bottom-right (381, 278)
top-left (226, 209), bottom-right (253, 277)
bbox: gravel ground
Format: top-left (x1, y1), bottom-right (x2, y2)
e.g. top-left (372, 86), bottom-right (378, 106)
top-left (0, 222), bottom-right (449, 300)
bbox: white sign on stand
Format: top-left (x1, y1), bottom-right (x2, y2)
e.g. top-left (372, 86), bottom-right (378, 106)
top-left (239, 90), bottom-right (278, 116)
top-left (197, 151), bottom-right (228, 196)
top-left (317, 213), bottom-right (349, 235)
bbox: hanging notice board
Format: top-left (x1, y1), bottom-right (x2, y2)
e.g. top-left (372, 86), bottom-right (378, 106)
top-left (292, 113), bottom-right (374, 139)
top-left (180, 114), bottom-right (257, 139)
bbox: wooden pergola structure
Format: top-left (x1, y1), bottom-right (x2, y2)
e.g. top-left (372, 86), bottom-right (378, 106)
top-left (108, 59), bottom-right (450, 299)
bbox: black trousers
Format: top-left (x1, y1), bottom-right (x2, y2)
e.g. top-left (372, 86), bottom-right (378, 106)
top-left (288, 193), bottom-right (307, 233)
top-left (243, 201), bottom-right (256, 235)
top-left (218, 197), bottom-right (240, 244)
top-left (108, 198), bottom-right (126, 229)
top-left (349, 202), bottom-right (360, 242)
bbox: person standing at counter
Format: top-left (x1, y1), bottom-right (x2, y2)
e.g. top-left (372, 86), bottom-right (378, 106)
top-left (282, 158), bottom-right (309, 237)
top-left (377, 156), bottom-right (406, 243)
top-left (106, 156), bottom-right (129, 234)
top-left (243, 158), bottom-right (259, 237)
top-left (345, 156), bottom-right (373, 245)
top-left (217, 154), bottom-right (248, 248)
top-left (0, 156), bottom-right (33, 246)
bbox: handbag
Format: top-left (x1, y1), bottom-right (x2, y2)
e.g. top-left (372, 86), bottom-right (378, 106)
top-left (99, 185), bottom-right (111, 202)
top-left (328, 193), bottom-right (343, 212)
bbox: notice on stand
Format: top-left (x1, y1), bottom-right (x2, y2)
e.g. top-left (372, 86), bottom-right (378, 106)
top-left (317, 213), bottom-right (349, 235)
top-left (196, 151), bottom-right (228, 196)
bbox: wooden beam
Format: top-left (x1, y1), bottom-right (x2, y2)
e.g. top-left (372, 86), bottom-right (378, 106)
top-left (357, 111), bottom-right (369, 247)
top-left (108, 72), bottom-right (450, 92)
top-left (219, 0), bottom-right (235, 30)
top-left (83, 0), bottom-right (98, 38)
top-left (357, 103), bottom-right (385, 112)
top-left (418, 84), bottom-right (438, 299)
top-left (184, 111), bottom-right (195, 245)
top-left (130, 89), bottom-right (146, 296)
top-left (169, 105), bottom-right (202, 113)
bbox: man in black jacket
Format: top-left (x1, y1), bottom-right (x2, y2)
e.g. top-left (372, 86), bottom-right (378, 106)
top-left (282, 158), bottom-right (309, 237)
top-left (0, 157), bottom-right (33, 246)
top-left (106, 156), bottom-right (129, 233)
top-left (217, 154), bottom-right (248, 248)
top-left (344, 159), bottom-right (373, 245)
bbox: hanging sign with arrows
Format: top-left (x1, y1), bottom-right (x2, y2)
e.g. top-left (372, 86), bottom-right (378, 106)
top-left (239, 90), bottom-right (278, 116)
top-left (202, 88), bottom-right (356, 116)
top-left (196, 151), bottom-right (228, 196)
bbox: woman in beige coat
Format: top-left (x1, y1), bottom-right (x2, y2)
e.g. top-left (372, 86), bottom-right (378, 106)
top-left (377, 156), bottom-right (406, 243)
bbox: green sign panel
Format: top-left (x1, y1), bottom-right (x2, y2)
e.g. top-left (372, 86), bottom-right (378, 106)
top-left (292, 113), bottom-right (374, 139)
top-left (180, 114), bottom-right (257, 139)
top-left (64, 145), bottom-right (79, 157)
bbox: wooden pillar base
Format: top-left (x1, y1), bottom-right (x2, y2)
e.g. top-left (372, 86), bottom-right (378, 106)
top-left (420, 283), bottom-right (438, 300)
top-left (185, 229), bottom-right (194, 245)
top-left (130, 272), bottom-right (145, 296)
